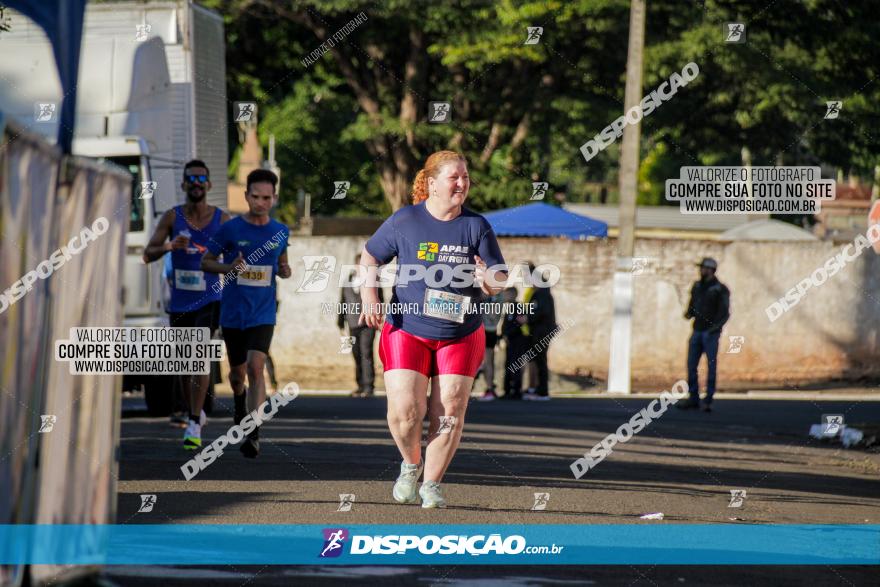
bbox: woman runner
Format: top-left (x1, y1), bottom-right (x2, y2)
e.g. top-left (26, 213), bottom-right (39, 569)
top-left (359, 151), bottom-right (507, 508)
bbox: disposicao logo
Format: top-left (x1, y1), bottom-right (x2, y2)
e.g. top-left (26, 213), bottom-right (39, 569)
top-left (319, 528), bottom-right (349, 558)
top-left (319, 531), bottom-right (536, 557)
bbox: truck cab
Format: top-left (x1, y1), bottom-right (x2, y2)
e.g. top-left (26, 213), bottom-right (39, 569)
top-left (73, 136), bottom-right (189, 415)
top-left (73, 136), bottom-right (168, 322)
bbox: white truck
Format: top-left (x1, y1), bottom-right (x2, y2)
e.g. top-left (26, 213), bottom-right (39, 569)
top-left (0, 1), bottom-right (228, 414)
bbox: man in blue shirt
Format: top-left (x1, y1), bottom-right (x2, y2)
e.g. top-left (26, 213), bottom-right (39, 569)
top-left (144, 159), bottom-right (230, 449)
top-left (202, 169), bottom-right (291, 458)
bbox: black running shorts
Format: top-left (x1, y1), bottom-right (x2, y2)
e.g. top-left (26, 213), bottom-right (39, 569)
top-left (222, 324), bottom-right (275, 366)
top-left (169, 301), bottom-right (221, 332)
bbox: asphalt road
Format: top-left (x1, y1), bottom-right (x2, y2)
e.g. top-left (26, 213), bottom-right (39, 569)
top-left (100, 391), bottom-right (880, 585)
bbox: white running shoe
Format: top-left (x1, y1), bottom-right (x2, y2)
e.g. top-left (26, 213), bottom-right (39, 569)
top-left (392, 462), bottom-right (422, 504)
top-left (419, 481), bottom-right (447, 509)
top-left (183, 421), bottom-right (202, 450)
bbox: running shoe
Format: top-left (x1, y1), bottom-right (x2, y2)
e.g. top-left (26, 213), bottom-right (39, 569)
top-left (169, 411), bottom-right (188, 427)
top-left (525, 394), bottom-right (551, 402)
top-left (233, 396), bottom-right (247, 426)
top-left (240, 428), bottom-right (260, 458)
top-left (419, 481), bottom-right (447, 509)
top-left (183, 421), bottom-right (201, 450)
top-left (200, 409), bottom-right (207, 427)
top-left (477, 389), bottom-right (497, 402)
top-left (392, 461), bottom-right (422, 504)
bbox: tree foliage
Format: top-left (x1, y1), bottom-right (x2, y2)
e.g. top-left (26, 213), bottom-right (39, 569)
top-left (203, 0), bottom-right (880, 218)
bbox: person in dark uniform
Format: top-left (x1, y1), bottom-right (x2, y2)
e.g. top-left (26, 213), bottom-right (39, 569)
top-left (501, 287), bottom-right (527, 400)
top-left (522, 265), bottom-right (557, 401)
top-left (678, 257), bottom-right (730, 412)
top-left (338, 254), bottom-right (383, 397)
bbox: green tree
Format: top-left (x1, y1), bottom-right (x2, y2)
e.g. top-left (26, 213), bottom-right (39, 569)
top-left (206, 0), bottom-right (880, 217)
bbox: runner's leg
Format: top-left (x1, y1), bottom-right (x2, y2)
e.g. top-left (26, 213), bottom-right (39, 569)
top-left (264, 353), bottom-right (278, 392)
top-left (424, 374), bottom-right (472, 482)
top-left (384, 369), bottom-right (429, 464)
top-left (245, 350), bottom-right (268, 414)
top-left (224, 327), bottom-right (249, 422)
top-left (423, 326), bottom-right (484, 483)
top-left (228, 363), bottom-right (247, 421)
top-left (187, 304), bottom-right (214, 420)
top-left (187, 373), bottom-right (210, 419)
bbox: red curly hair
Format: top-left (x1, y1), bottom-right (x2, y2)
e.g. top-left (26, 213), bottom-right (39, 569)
top-left (411, 151), bottom-right (468, 204)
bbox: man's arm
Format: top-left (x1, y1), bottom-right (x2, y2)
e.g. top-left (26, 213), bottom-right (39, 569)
top-left (683, 284), bottom-right (696, 319)
top-left (143, 210), bottom-right (180, 263)
top-left (201, 250), bottom-right (243, 274)
top-left (711, 285), bottom-right (731, 332)
top-left (277, 251), bottom-right (291, 279)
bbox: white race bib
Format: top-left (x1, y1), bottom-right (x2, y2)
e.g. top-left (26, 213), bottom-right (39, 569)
top-left (175, 269), bottom-right (206, 291)
top-left (423, 288), bottom-right (470, 323)
top-left (237, 265), bottom-right (272, 287)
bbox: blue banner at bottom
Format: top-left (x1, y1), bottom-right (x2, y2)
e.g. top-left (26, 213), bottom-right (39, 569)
top-left (1, 525), bottom-right (878, 565)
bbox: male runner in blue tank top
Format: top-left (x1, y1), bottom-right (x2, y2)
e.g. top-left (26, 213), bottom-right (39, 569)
top-left (202, 169), bottom-right (291, 458)
top-left (144, 160), bottom-right (230, 450)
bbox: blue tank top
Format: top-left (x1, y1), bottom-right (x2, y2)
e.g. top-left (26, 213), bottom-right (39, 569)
top-left (168, 205), bottom-right (222, 312)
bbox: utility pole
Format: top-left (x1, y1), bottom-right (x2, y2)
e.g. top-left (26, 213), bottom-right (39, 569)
top-left (607, 0), bottom-right (646, 395)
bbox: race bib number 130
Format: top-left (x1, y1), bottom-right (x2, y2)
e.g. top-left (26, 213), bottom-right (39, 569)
top-left (237, 265), bottom-right (272, 287)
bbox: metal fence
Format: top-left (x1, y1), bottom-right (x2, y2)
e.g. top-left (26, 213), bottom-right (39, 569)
top-left (1, 117), bottom-right (130, 586)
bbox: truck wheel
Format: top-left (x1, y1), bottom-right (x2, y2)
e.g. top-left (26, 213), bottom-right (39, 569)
top-left (144, 376), bottom-right (174, 417)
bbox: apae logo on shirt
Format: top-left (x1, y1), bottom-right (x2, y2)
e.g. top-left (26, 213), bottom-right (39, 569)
top-left (416, 242), bottom-right (469, 263)
top-left (417, 242), bottom-right (439, 261)
top-left (438, 244), bottom-right (469, 263)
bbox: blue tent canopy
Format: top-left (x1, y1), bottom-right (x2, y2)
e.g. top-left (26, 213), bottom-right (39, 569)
top-left (481, 202), bottom-right (608, 240)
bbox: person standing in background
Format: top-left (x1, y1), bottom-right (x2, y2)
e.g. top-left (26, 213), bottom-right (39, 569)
top-left (678, 257), bottom-right (730, 412)
top-left (522, 263), bottom-right (557, 401)
top-left (338, 253), bottom-right (383, 397)
top-left (476, 291), bottom-right (504, 401)
top-left (501, 286), bottom-right (527, 400)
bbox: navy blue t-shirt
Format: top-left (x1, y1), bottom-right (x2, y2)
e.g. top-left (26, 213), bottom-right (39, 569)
top-left (365, 201), bottom-right (506, 340)
top-left (206, 216), bottom-right (289, 329)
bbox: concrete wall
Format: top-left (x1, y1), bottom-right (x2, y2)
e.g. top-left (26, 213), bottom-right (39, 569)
top-left (273, 235), bottom-right (880, 387)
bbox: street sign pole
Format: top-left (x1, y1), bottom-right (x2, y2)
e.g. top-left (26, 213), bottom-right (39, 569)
top-left (607, 0), bottom-right (646, 394)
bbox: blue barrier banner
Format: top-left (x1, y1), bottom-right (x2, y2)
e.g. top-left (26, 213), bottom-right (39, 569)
top-left (2, 525), bottom-right (878, 565)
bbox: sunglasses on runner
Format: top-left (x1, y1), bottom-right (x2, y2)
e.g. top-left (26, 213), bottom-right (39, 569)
top-left (185, 174), bottom-right (209, 184)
